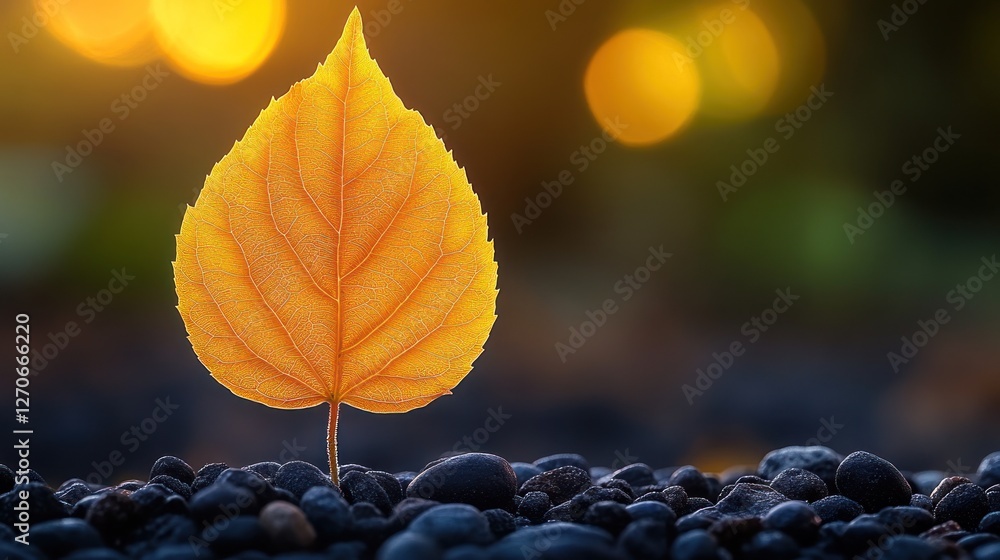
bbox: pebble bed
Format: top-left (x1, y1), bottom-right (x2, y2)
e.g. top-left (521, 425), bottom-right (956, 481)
top-left (3, 447), bottom-right (1000, 559)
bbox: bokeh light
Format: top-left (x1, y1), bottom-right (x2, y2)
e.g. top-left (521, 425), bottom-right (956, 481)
top-left (749, 0), bottom-right (827, 113)
top-left (40, 0), bottom-right (159, 67)
top-left (683, 3), bottom-right (780, 121)
top-left (584, 29), bottom-right (700, 146)
top-left (151, 0), bottom-right (285, 85)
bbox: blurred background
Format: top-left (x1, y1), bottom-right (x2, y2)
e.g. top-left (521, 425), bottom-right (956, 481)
top-left (2, 0), bottom-right (999, 484)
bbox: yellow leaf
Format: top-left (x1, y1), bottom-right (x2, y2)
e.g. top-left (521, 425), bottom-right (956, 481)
top-left (173, 7), bottom-right (497, 483)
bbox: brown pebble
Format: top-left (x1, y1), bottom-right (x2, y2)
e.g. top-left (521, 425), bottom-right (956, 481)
top-left (259, 500), bottom-right (317, 549)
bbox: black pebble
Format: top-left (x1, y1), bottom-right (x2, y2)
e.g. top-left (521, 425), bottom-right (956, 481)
top-left (936, 483), bottom-right (989, 530)
top-left (762, 501), bottom-right (821, 543)
top-left (618, 518), bottom-right (671, 560)
top-left (366, 470), bottom-right (404, 506)
top-left (391, 497), bottom-right (438, 526)
top-left (0, 482), bottom-right (67, 526)
top-left (340, 470), bottom-right (393, 515)
top-left (744, 529), bottom-right (799, 560)
top-left (516, 491), bottom-right (550, 523)
top-left (201, 514), bottom-right (267, 556)
top-left (130, 483), bottom-right (188, 520)
top-left (979, 453), bottom-right (1000, 489)
top-left (671, 529), bottom-right (721, 560)
top-left (55, 482), bottom-right (93, 506)
top-left (932, 476), bottom-right (974, 505)
top-left (582, 500), bottom-right (631, 536)
top-left (394, 471), bottom-right (417, 494)
top-left (300, 486), bottom-right (351, 544)
top-left (877, 506), bottom-right (936, 535)
top-left (759, 446), bottom-right (842, 493)
top-left (244, 461), bottom-right (281, 482)
top-left (406, 453), bottom-right (518, 512)
top-left (911, 493), bottom-right (935, 512)
top-left (812, 495), bottom-right (864, 523)
top-left (981, 512), bottom-right (1000, 535)
top-left (189, 483), bottom-right (260, 523)
top-left (274, 461), bottom-right (334, 499)
top-left (704, 483), bottom-right (788, 518)
top-left (32, 518), bottom-right (103, 557)
top-left (150, 456), bottom-right (196, 486)
top-left (769, 467), bottom-right (828, 502)
top-left (668, 466), bottom-right (711, 500)
top-left (599, 463), bottom-right (657, 489)
top-left (0, 464), bottom-right (14, 494)
top-left (85, 492), bottom-right (137, 544)
top-left (148, 474), bottom-right (192, 500)
top-left (533, 453), bottom-right (590, 472)
top-left (482, 508), bottom-right (516, 538)
top-left (835, 451), bottom-right (912, 513)
top-left (626, 501), bottom-right (677, 525)
top-left (518, 465), bottom-right (592, 505)
top-left (599, 478), bottom-right (636, 500)
top-left (510, 462), bottom-right (543, 488)
top-left (408, 503), bottom-right (494, 547)
top-left (191, 462), bottom-right (228, 494)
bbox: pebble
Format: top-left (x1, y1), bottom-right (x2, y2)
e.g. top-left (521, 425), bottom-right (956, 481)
top-left (618, 518), bottom-right (671, 560)
top-left (510, 462), bottom-right (543, 487)
top-left (85, 492), bottom-right (137, 544)
top-left (983, 512), bottom-right (1000, 535)
top-left (811, 494), bottom-right (864, 523)
top-left (482, 507), bottom-right (516, 538)
top-left (55, 482), bottom-right (94, 506)
top-left (274, 461), bottom-right (334, 499)
top-left (980, 453), bottom-right (1000, 489)
top-left (391, 496), bottom-right (439, 526)
top-left (671, 529), bottom-right (723, 560)
top-left (406, 453), bottom-right (518, 511)
top-left (149, 456), bottom-right (196, 486)
top-left (668, 466), bottom-right (711, 500)
top-left (201, 514), bottom-right (268, 556)
top-left (533, 453), bottom-right (590, 472)
top-left (759, 446), bottom-right (842, 492)
top-left (148, 474), bottom-right (192, 500)
top-left (704, 483), bottom-right (788, 518)
top-left (769, 467), bottom-right (828, 502)
top-left (245, 461), bottom-right (281, 482)
top-left (936, 482), bottom-right (990, 530)
top-left (625, 500), bottom-right (677, 525)
top-left (340, 470), bottom-right (393, 515)
top-left (582, 500), bottom-right (632, 536)
top-left (190, 462), bottom-right (228, 493)
top-left (259, 500), bottom-right (317, 550)
top-left (835, 451), bottom-right (913, 512)
top-left (762, 501), bottom-right (821, 543)
top-left (744, 529), bottom-right (799, 559)
top-left (188, 483), bottom-right (260, 522)
top-left (299, 486), bottom-right (351, 543)
top-left (0, 464), bottom-right (14, 494)
top-left (516, 490), bottom-right (550, 522)
top-left (0, 482), bottom-right (67, 525)
top-left (377, 531), bottom-right (441, 560)
top-left (518, 465), bottom-right (592, 505)
top-left (932, 475), bottom-right (975, 505)
top-left (32, 518), bottom-right (103, 557)
top-left (598, 463), bottom-right (657, 489)
top-left (367, 470), bottom-right (404, 506)
top-left (408, 504), bottom-right (494, 547)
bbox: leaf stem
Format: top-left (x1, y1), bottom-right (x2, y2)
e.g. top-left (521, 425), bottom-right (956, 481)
top-left (328, 401), bottom-right (340, 486)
